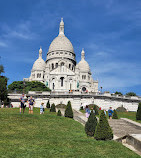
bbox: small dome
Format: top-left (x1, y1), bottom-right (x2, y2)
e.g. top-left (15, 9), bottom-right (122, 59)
top-left (77, 59), bottom-right (91, 73)
top-left (32, 58), bottom-right (46, 71)
top-left (48, 35), bottom-right (74, 53)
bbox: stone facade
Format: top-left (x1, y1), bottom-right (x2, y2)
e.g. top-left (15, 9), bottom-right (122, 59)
top-left (24, 18), bottom-right (98, 93)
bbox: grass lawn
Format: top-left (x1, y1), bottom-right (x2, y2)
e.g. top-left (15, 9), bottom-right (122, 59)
top-left (0, 108), bottom-right (140, 158)
top-left (80, 110), bottom-right (141, 123)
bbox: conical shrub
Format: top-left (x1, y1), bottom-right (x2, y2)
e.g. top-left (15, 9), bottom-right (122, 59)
top-left (50, 103), bottom-right (56, 112)
top-left (57, 110), bottom-right (62, 116)
top-left (85, 111), bottom-right (97, 137)
top-left (112, 110), bottom-right (118, 119)
top-left (93, 105), bottom-right (99, 115)
top-left (46, 100), bottom-right (50, 108)
top-left (94, 110), bottom-right (113, 140)
top-left (136, 103), bottom-right (141, 120)
top-left (65, 101), bottom-right (73, 118)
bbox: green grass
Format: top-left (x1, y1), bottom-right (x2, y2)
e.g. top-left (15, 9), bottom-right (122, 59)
top-left (80, 110), bottom-right (141, 123)
top-left (0, 108), bottom-right (140, 158)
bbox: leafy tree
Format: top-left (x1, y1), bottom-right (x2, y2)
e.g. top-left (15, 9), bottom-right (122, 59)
top-left (94, 111), bottom-right (113, 140)
top-left (115, 91), bottom-right (123, 96)
top-left (65, 101), bottom-right (73, 118)
top-left (126, 92), bottom-right (137, 96)
top-left (57, 110), bottom-right (62, 116)
top-left (136, 103), bottom-right (141, 120)
top-left (0, 65), bottom-right (4, 74)
top-left (50, 103), bottom-right (56, 112)
top-left (112, 110), bottom-right (118, 119)
top-left (8, 81), bottom-right (51, 93)
top-left (85, 111), bottom-right (97, 137)
top-left (46, 100), bottom-right (50, 108)
top-left (0, 76), bottom-right (8, 102)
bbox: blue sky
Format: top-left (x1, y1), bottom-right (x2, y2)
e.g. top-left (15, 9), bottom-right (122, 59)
top-left (0, 0), bottom-right (141, 95)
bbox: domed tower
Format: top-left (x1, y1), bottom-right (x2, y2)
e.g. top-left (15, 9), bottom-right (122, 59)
top-left (29, 47), bottom-right (46, 82)
top-left (46, 18), bottom-right (76, 71)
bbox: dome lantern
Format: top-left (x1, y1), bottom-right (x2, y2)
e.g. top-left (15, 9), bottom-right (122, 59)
top-left (39, 47), bottom-right (42, 58)
top-left (59, 18), bottom-right (64, 35)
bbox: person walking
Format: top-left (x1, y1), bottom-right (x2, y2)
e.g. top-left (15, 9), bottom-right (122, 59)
top-left (28, 96), bottom-right (35, 114)
top-left (40, 102), bottom-right (44, 114)
top-left (19, 93), bottom-right (25, 114)
top-left (108, 107), bottom-right (113, 119)
top-left (85, 105), bottom-right (90, 118)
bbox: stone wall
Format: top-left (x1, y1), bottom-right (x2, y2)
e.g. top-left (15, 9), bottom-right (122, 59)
top-left (8, 91), bottom-right (141, 111)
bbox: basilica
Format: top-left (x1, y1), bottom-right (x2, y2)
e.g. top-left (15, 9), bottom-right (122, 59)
top-left (25, 18), bottom-right (98, 93)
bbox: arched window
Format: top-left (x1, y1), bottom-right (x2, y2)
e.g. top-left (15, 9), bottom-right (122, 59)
top-left (61, 62), bottom-right (64, 66)
top-left (60, 77), bottom-right (64, 87)
top-left (37, 73), bottom-right (41, 78)
top-left (56, 63), bottom-right (58, 68)
top-left (69, 64), bottom-right (71, 69)
top-left (82, 75), bottom-right (86, 79)
top-left (52, 63), bottom-right (54, 69)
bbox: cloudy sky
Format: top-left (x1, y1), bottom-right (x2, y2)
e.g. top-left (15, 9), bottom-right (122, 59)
top-left (0, 0), bottom-right (141, 95)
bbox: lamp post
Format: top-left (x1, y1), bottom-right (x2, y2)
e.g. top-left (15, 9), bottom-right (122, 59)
top-left (100, 86), bottom-right (103, 94)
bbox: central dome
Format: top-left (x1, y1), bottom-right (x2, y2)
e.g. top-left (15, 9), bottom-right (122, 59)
top-left (48, 34), bottom-right (74, 53)
top-left (48, 18), bottom-right (74, 54)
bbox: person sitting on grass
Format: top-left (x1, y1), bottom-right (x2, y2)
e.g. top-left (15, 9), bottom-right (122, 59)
top-left (40, 103), bottom-right (44, 114)
top-left (108, 107), bottom-right (113, 119)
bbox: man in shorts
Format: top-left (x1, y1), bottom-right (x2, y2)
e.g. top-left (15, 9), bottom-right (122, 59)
top-left (28, 96), bottom-right (35, 114)
top-left (108, 107), bottom-right (113, 119)
top-left (19, 93), bottom-right (25, 114)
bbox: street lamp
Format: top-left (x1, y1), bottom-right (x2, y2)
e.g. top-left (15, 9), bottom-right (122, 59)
top-left (100, 86), bottom-right (103, 94)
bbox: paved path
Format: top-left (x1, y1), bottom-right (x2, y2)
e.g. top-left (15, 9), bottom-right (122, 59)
top-left (57, 108), bottom-right (141, 138)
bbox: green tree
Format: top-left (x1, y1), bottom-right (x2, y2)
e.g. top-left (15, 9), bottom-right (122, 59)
top-left (8, 81), bottom-right (51, 93)
top-left (126, 92), bottom-right (137, 96)
top-left (57, 110), bottom-right (62, 116)
top-left (85, 111), bottom-right (97, 137)
top-left (0, 65), bottom-right (4, 74)
top-left (136, 103), bottom-right (141, 120)
top-left (46, 100), bottom-right (50, 108)
top-left (65, 101), bottom-right (73, 118)
top-left (50, 103), bottom-right (56, 112)
top-left (112, 110), bottom-right (118, 119)
top-left (94, 111), bottom-right (113, 140)
top-left (115, 91), bottom-right (123, 96)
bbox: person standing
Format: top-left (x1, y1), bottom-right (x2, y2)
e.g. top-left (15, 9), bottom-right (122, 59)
top-left (85, 105), bottom-right (90, 118)
top-left (28, 96), bottom-right (35, 114)
top-left (19, 93), bottom-right (25, 114)
top-left (40, 103), bottom-right (44, 114)
top-left (108, 107), bottom-right (113, 119)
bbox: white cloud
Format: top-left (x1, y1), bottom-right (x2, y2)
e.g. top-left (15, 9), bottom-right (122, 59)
top-left (0, 41), bottom-right (7, 47)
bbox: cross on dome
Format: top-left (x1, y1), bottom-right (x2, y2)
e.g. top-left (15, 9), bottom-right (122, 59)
top-left (81, 48), bottom-right (85, 60)
top-left (39, 47), bottom-right (42, 58)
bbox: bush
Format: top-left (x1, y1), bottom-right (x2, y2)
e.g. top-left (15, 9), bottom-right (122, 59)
top-left (57, 110), bottom-right (62, 116)
top-left (94, 111), bottom-right (113, 140)
top-left (65, 101), bottom-right (73, 118)
top-left (85, 111), bottom-right (97, 137)
top-left (56, 104), bottom-right (66, 109)
top-left (116, 105), bottom-right (127, 112)
top-left (112, 110), bottom-right (118, 119)
top-left (46, 100), bottom-right (50, 108)
top-left (80, 106), bottom-right (83, 110)
top-left (136, 103), bottom-right (141, 120)
top-left (50, 103), bottom-right (56, 112)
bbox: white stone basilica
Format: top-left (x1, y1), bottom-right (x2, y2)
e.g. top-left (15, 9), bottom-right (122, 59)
top-left (25, 18), bottom-right (98, 93)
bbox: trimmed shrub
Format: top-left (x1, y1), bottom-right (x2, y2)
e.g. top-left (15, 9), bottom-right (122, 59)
top-left (116, 105), bottom-right (127, 112)
top-left (65, 101), bottom-right (73, 118)
top-left (80, 106), bottom-right (83, 110)
top-left (85, 111), bottom-right (97, 137)
top-left (56, 104), bottom-right (66, 109)
top-left (94, 110), bottom-right (113, 140)
top-left (136, 103), bottom-right (141, 120)
top-left (50, 103), bottom-right (56, 112)
top-left (88, 104), bottom-right (99, 115)
top-left (112, 110), bottom-right (118, 119)
top-left (57, 110), bottom-right (62, 116)
top-left (46, 100), bottom-right (50, 108)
